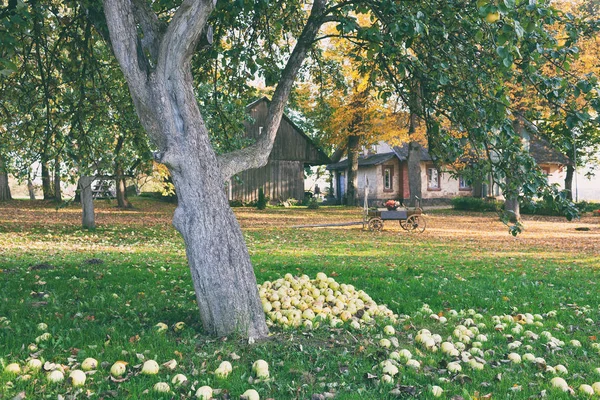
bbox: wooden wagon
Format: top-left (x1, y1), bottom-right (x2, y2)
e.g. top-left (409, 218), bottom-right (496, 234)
top-left (364, 207), bottom-right (426, 233)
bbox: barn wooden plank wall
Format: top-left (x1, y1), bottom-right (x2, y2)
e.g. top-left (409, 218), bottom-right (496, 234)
top-left (230, 161), bottom-right (305, 203)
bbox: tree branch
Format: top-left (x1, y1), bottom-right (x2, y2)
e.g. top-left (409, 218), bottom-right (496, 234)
top-left (102, 0), bottom-right (148, 89)
top-left (131, 0), bottom-right (163, 64)
top-left (218, 0), bottom-right (328, 180)
top-left (157, 0), bottom-right (216, 75)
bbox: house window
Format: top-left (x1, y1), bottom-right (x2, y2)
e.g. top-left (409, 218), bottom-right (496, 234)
top-left (541, 167), bottom-right (550, 182)
top-left (459, 176), bottom-right (471, 191)
top-left (383, 166), bottom-right (393, 192)
top-left (427, 165), bottom-right (441, 190)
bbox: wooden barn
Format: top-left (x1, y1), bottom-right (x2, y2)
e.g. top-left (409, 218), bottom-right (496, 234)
top-left (227, 97), bottom-right (330, 203)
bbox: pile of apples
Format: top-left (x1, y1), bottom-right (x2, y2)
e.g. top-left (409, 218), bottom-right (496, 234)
top-left (258, 273), bottom-right (397, 329)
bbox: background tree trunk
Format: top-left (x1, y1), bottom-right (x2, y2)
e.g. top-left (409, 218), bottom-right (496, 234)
top-left (114, 134), bottom-right (131, 208)
top-left (564, 163), bottom-right (574, 201)
top-left (79, 176), bottom-right (96, 229)
top-left (54, 156), bottom-right (62, 202)
top-left (27, 178), bottom-right (36, 200)
top-left (115, 164), bottom-right (131, 208)
top-left (345, 135), bottom-right (360, 206)
top-left (0, 157), bottom-right (12, 201)
top-left (407, 113), bottom-right (422, 207)
top-left (505, 115), bottom-right (524, 223)
top-left (407, 141), bottom-right (422, 207)
top-left (504, 193), bottom-right (521, 223)
top-left (41, 160), bottom-right (53, 200)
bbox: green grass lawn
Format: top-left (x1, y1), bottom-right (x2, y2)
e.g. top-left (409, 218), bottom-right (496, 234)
top-left (0, 198), bottom-right (599, 399)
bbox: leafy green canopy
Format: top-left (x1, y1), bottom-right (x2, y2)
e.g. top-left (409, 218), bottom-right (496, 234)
top-left (0, 0), bottom-right (151, 186)
top-left (326, 0), bottom-right (599, 230)
top-left (2, 0), bottom-right (598, 229)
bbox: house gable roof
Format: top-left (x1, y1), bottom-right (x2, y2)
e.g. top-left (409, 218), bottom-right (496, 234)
top-left (326, 152), bottom-right (398, 171)
top-left (246, 97), bottom-right (331, 165)
top-left (391, 142), bottom-right (433, 161)
top-left (529, 135), bottom-right (572, 165)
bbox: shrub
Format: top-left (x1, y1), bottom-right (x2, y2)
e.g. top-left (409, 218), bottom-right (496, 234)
top-left (301, 192), bottom-right (313, 206)
top-left (592, 209), bottom-right (600, 217)
top-left (575, 200), bottom-right (599, 213)
top-left (256, 188), bottom-right (268, 210)
top-left (138, 191), bottom-right (177, 203)
top-left (307, 197), bottom-right (320, 209)
top-left (229, 199), bottom-right (245, 207)
top-left (520, 199), bottom-right (563, 216)
top-left (451, 197), bottom-right (502, 212)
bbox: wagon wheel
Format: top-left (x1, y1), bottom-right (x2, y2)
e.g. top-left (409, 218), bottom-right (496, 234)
top-left (399, 219), bottom-right (408, 230)
top-left (368, 217), bottom-right (384, 232)
top-left (405, 215), bottom-right (426, 233)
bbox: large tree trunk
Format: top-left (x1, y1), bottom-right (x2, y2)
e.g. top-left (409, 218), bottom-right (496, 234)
top-left (115, 164), bottom-right (131, 208)
top-left (0, 157), bottom-right (11, 201)
top-left (102, 0), bottom-right (325, 338)
top-left (41, 160), bottom-right (53, 200)
top-left (564, 163), bottom-right (574, 201)
top-left (54, 156), bottom-right (62, 202)
top-left (79, 176), bottom-right (96, 229)
top-left (170, 147), bottom-right (268, 338)
top-left (345, 135), bottom-right (360, 206)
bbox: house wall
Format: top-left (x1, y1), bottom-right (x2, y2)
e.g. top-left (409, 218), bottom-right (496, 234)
top-left (331, 155), bottom-right (600, 205)
top-left (575, 165), bottom-right (600, 201)
top-left (373, 159), bottom-right (403, 201)
top-left (356, 165), bottom-right (379, 200)
top-left (541, 164), bottom-right (565, 187)
top-left (333, 158), bottom-right (404, 205)
top-left (420, 163), bottom-right (471, 200)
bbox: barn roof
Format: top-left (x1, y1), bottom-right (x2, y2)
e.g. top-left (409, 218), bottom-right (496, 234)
top-left (246, 97), bottom-right (330, 165)
top-left (326, 152), bottom-right (398, 171)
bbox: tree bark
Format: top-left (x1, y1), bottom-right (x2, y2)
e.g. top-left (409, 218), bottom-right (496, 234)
top-left (41, 160), bottom-right (53, 200)
top-left (407, 113), bottom-right (422, 207)
top-left (54, 156), bottom-right (62, 202)
top-left (28, 178), bottom-right (36, 200)
top-left (564, 163), bottom-right (574, 201)
top-left (115, 164), bottom-right (131, 208)
top-left (114, 134), bottom-right (131, 208)
top-left (345, 135), bottom-right (360, 206)
top-left (79, 176), bottom-right (96, 229)
top-left (504, 192), bottom-right (520, 223)
top-left (101, 0), bottom-right (326, 338)
top-left (505, 116), bottom-right (524, 223)
top-left (407, 141), bottom-right (422, 207)
top-left (0, 157), bottom-right (11, 201)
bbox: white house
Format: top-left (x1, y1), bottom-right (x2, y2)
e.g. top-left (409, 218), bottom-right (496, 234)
top-left (327, 137), bottom-right (582, 205)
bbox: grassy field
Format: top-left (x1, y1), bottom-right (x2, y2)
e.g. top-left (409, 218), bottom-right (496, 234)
top-left (0, 198), bottom-right (599, 399)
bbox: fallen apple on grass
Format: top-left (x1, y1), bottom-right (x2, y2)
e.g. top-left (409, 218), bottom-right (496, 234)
top-left (81, 357), bottom-right (98, 371)
top-left (110, 361), bottom-right (127, 377)
top-left (69, 369), bottom-right (86, 387)
top-left (141, 360), bottom-right (160, 375)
